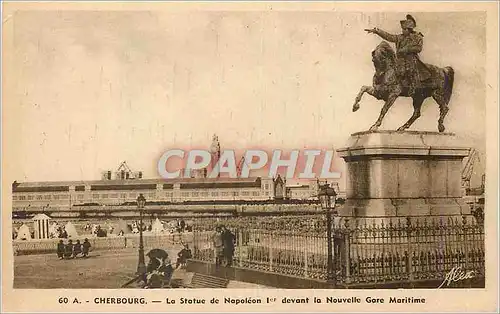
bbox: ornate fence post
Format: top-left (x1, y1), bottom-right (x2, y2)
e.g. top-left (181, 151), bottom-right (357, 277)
top-left (344, 219), bottom-right (351, 284)
top-left (406, 217), bottom-right (414, 283)
top-left (237, 229), bottom-right (242, 267)
top-left (331, 221), bottom-right (338, 277)
top-left (326, 212), bottom-right (335, 285)
top-left (192, 223), bottom-right (197, 260)
top-left (462, 216), bottom-right (468, 270)
top-left (304, 248), bottom-right (309, 277)
top-left (269, 236), bottom-right (274, 272)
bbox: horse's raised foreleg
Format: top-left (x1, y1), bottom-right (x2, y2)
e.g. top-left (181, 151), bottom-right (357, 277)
top-left (353, 85), bottom-right (375, 112)
top-left (369, 92), bottom-right (399, 131)
top-left (397, 96), bottom-right (425, 131)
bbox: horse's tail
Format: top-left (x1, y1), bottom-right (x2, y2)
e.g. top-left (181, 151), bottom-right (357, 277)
top-left (443, 66), bottom-right (454, 104)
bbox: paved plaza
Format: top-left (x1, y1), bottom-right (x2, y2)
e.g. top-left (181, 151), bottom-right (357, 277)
top-left (14, 247), bottom-right (185, 289)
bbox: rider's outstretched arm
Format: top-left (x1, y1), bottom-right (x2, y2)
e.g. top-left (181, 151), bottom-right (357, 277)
top-left (373, 28), bottom-right (398, 42)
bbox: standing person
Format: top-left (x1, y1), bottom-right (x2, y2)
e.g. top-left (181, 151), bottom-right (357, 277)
top-left (61, 227), bottom-right (68, 239)
top-left (221, 226), bottom-right (236, 267)
top-left (82, 238), bottom-right (91, 258)
top-left (64, 240), bottom-right (74, 259)
top-left (84, 222), bottom-right (91, 232)
top-left (97, 226), bottom-right (107, 237)
top-left (365, 14), bottom-right (431, 96)
top-left (57, 240), bottom-right (65, 260)
top-left (176, 220), bottom-right (181, 233)
top-left (73, 240), bottom-right (82, 258)
top-left (212, 226), bottom-right (224, 266)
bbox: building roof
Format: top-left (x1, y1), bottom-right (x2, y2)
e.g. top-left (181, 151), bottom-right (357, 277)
top-left (12, 177), bottom-right (265, 191)
top-left (287, 184), bottom-right (311, 189)
top-left (32, 213), bottom-right (52, 220)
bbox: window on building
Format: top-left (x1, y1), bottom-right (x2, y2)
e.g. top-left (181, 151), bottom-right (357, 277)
top-left (27, 195), bottom-right (34, 200)
top-left (242, 191), bottom-right (249, 196)
top-left (221, 192), bottom-right (229, 196)
top-left (19, 195), bottom-right (26, 200)
top-left (201, 192), bottom-right (209, 197)
top-left (165, 192), bottom-right (172, 197)
top-left (60, 195), bottom-right (69, 200)
top-left (264, 184), bottom-right (270, 190)
top-left (13, 195), bottom-right (18, 200)
top-left (36, 195), bottom-right (43, 200)
top-left (211, 192), bottom-right (219, 197)
top-left (252, 191), bottom-right (260, 196)
top-left (233, 191), bottom-right (239, 196)
top-left (93, 194), bottom-right (99, 199)
top-left (192, 192), bottom-right (199, 197)
top-left (53, 195), bottom-right (60, 200)
top-left (44, 195), bottom-right (51, 200)
top-left (110, 194), bottom-right (118, 198)
top-left (121, 193), bottom-right (127, 198)
top-left (101, 194), bottom-right (108, 199)
top-left (77, 194), bottom-right (84, 200)
top-left (181, 192), bottom-right (190, 197)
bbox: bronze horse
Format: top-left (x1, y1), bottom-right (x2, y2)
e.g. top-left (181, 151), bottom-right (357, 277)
top-left (352, 41), bottom-right (454, 132)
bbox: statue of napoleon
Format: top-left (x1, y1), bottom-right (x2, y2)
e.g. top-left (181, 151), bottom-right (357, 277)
top-left (353, 14), bottom-right (454, 132)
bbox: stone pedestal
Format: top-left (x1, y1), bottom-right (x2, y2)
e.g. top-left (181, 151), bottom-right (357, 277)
top-left (336, 130), bottom-right (471, 217)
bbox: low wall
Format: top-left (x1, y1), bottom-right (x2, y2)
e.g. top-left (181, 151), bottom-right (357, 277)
top-left (13, 232), bottom-right (192, 256)
top-left (186, 260), bottom-right (334, 289)
top-left (186, 260), bottom-right (485, 289)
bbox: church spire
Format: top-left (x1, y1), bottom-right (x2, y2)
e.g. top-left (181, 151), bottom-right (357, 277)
top-left (209, 134), bottom-right (221, 178)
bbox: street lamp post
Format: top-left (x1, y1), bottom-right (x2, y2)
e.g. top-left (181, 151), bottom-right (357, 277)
top-left (318, 183), bottom-right (337, 284)
top-left (136, 194), bottom-right (147, 281)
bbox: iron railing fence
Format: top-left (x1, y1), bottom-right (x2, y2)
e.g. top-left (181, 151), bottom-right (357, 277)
top-left (189, 214), bottom-right (484, 286)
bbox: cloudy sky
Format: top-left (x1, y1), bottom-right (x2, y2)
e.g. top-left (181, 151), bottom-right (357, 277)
top-left (5, 9), bottom-right (487, 187)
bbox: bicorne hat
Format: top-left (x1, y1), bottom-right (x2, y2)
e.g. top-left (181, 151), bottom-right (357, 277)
top-left (400, 14), bottom-right (416, 29)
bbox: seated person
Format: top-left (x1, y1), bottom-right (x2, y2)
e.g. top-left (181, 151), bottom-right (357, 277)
top-left (57, 240), bottom-right (65, 259)
top-left (145, 254), bottom-right (174, 289)
top-left (175, 244), bottom-right (192, 269)
top-left (64, 240), bottom-right (74, 259)
top-left (73, 240), bottom-right (82, 258)
top-left (82, 238), bottom-right (91, 257)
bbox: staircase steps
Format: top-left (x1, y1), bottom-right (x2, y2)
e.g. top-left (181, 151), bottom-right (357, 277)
top-left (186, 273), bottom-right (229, 288)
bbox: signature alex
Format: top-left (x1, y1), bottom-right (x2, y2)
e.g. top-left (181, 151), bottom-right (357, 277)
top-left (437, 266), bottom-right (476, 288)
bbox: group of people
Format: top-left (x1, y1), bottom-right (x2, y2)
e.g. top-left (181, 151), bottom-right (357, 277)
top-left (80, 219), bottom-right (194, 237)
top-left (56, 238), bottom-right (91, 259)
top-left (140, 244), bottom-right (192, 289)
top-left (55, 226), bottom-right (69, 239)
top-left (212, 225), bottom-right (236, 267)
top-left (49, 222), bottom-right (78, 239)
top-left (83, 223), bottom-right (112, 237)
top-left (173, 219), bottom-right (193, 233)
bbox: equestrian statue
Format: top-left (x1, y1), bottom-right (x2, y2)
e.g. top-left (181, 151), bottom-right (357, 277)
top-left (353, 14), bottom-right (454, 132)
